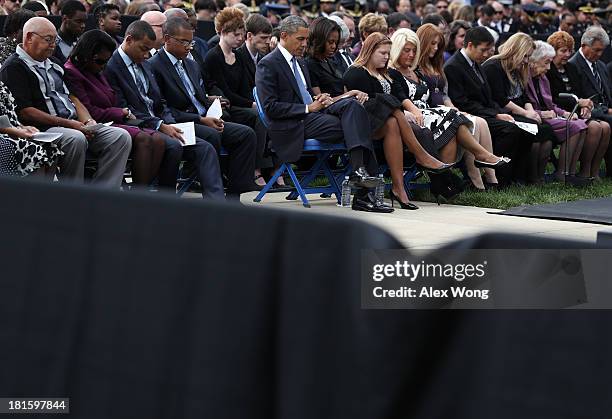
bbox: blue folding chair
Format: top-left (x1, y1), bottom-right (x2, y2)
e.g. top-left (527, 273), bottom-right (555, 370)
top-left (252, 87), bottom-right (347, 208)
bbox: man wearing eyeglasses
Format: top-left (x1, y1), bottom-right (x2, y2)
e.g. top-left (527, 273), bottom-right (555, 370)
top-left (150, 17), bottom-right (258, 197)
top-left (0, 17), bottom-right (132, 187)
top-left (105, 20), bottom-right (230, 200)
top-left (53, 0), bottom-right (87, 63)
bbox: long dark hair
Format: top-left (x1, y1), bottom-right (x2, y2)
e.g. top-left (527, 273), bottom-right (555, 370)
top-left (307, 17), bottom-right (341, 60)
top-left (69, 29), bottom-right (117, 70)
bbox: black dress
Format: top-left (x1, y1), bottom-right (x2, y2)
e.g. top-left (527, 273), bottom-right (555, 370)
top-left (343, 66), bottom-right (438, 157)
top-left (547, 62), bottom-right (584, 112)
top-left (203, 45), bottom-right (253, 108)
top-left (389, 68), bottom-right (472, 151)
top-left (482, 58), bottom-right (556, 144)
top-left (305, 56), bottom-right (345, 98)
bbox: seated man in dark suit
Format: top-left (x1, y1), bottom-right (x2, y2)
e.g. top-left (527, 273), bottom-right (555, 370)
top-left (255, 15), bottom-right (391, 213)
top-left (149, 17), bottom-right (257, 196)
top-left (569, 26), bottom-right (612, 175)
top-left (104, 20), bottom-right (225, 200)
top-left (53, 0), bottom-right (87, 63)
top-left (444, 26), bottom-right (532, 186)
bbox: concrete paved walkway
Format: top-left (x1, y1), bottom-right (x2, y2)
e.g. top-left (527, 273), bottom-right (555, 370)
top-left (238, 190), bottom-right (612, 249)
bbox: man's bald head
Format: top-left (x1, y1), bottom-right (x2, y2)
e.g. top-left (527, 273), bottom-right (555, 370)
top-left (140, 10), bottom-right (166, 49)
top-left (164, 7), bottom-right (188, 20)
top-left (23, 16), bottom-right (56, 39)
top-left (23, 17), bottom-right (58, 61)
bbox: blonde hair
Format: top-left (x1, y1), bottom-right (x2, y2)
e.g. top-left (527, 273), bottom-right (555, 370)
top-left (358, 13), bottom-right (387, 40)
top-left (486, 32), bottom-right (534, 89)
top-left (389, 28), bottom-right (420, 70)
top-left (353, 32), bottom-right (393, 81)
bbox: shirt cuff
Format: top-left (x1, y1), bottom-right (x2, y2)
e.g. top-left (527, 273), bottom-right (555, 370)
top-left (155, 120), bottom-right (163, 130)
top-left (305, 105), bottom-right (309, 114)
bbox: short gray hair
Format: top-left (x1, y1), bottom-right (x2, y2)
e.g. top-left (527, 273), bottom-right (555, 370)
top-left (278, 15), bottom-right (308, 35)
top-left (581, 26), bottom-right (610, 48)
top-left (530, 40), bottom-right (556, 63)
top-left (328, 15), bottom-right (349, 42)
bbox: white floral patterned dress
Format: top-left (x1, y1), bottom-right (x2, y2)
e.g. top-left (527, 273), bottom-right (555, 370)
top-left (0, 81), bottom-right (62, 176)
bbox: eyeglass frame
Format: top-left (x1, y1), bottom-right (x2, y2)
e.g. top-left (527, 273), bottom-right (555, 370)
top-left (169, 35), bottom-right (196, 48)
top-left (31, 32), bottom-right (58, 45)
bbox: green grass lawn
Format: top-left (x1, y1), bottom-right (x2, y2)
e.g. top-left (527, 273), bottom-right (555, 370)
top-left (410, 176), bottom-right (612, 210)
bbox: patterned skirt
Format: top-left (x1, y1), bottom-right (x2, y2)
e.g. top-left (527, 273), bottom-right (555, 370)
top-left (0, 135), bottom-right (63, 177)
top-left (421, 105), bottom-right (473, 150)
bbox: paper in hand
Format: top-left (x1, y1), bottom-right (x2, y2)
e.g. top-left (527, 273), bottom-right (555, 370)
top-left (31, 132), bottom-right (63, 143)
top-left (206, 98), bottom-right (223, 119)
top-left (170, 122), bottom-right (196, 146)
top-left (514, 121), bottom-right (538, 135)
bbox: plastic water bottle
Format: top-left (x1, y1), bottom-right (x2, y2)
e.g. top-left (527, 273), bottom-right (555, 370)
top-left (375, 174), bottom-right (385, 204)
top-left (339, 176), bottom-right (351, 207)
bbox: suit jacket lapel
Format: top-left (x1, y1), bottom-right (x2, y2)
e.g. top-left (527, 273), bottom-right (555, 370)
top-left (298, 58), bottom-right (312, 90)
top-left (185, 59), bottom-right (209, 106)
top-left (575, 53), bottom-right (600, 93)
top-left (115, 54), bottom-right (149, 109)
top-left (274, 48), bottom-right (304, 100)
top-left (240, 45), bottom-right (256, 82)
top-left (159, 49), bottom-right (190, 101)
top-left (456, 52), bottom-right (495, 108)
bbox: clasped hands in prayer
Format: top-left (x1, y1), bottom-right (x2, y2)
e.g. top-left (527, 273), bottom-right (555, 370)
top-left (308, 90), bottom-right (369, 112)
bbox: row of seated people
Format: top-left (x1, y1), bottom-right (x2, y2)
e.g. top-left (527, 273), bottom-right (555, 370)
top-left (0, 15), bottom-right (259, 200)
top-left (1, 10), bottom-right (611, 213)
top-left (289, 15), bottom-right (612, 208)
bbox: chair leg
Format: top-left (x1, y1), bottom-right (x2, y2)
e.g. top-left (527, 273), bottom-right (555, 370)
top-left (321, 159), bottom-right (342, 204)
top-left (253, 164), bottom-right (287, 202)
top-left (286, 165), bottom-right (310, 207)
top-left (286, 150), bottom-right (332, 200)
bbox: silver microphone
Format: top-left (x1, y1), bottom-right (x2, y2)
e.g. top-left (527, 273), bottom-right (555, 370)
top-left (559, 93), bottom-right (579, 103)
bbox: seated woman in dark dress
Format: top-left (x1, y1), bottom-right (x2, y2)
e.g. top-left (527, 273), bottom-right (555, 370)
top-left (547, 31), bottom-right (609, 180)
top-left (341, 32), bottom-right (454, 209)
top-left (386, 29), bottom-right (508, 175)
top-left (415, 24), bottom-right (501, 190)
top-left (203, 7), bottom-right (276, 188)
top-left (482, 32), bottom-right (556, 184)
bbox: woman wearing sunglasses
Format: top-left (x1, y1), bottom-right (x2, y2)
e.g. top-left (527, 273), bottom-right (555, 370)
top-left (64, 29), bottom-right (166, 189)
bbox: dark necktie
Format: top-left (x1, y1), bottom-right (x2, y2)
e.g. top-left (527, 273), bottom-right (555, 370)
top-left (343, 50), bottom-right (353, 66)
top-left (472, 62), bottom-right (485, 84)
top-left (592, 64), bottom-right (609, 106)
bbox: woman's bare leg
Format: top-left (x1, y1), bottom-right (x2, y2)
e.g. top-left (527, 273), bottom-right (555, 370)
top-left (373, 117), bottom-right (411, 204)
top-left (392, 109), bottom-right (448, 169)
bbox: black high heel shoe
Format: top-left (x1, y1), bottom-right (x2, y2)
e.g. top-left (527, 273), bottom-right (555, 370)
top-left (389, 190), bottom-right (419, 210)
top-left (474, 157), bottom-right (511, 169)
top-left (416, 162), bottom-right (454, 174)
top-left (429, 172), bottom-right (464, 205)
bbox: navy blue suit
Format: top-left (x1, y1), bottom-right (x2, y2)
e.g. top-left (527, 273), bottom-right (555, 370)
top-left (255, 47), bottom-right (374, 171)
top-left (105, 48), bottom-right (224, 199)
top-left (149, 48), bottom-right (256, 194)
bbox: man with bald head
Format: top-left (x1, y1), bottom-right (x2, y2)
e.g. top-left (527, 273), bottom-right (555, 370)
top-left (141, 10), bottom-right (166, 53)
top-left (0, 17), bottom-right (132, 187)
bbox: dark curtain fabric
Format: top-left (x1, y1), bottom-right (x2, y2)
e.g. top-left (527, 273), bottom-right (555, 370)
top-left (0, 177), bottom-right (610, 419)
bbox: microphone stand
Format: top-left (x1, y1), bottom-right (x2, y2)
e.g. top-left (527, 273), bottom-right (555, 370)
top-left (559, 93), bottom-right (580, 185)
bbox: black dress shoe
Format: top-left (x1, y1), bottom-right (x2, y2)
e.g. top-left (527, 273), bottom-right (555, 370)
top-left (348, 166), bottom-right (381, 188)
top-left (389, 190), bottom-right (419, 210)
top-left (416, 162), bottom-right (454, 174)
top-left (474, 157), bottom-right (511, 169)
top-left (352, 192), bottom-right (394, 213)
top-left (565, 175), bottom-right (593, 188)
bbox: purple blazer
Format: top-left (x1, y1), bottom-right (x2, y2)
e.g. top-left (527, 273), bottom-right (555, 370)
top-left (526, 72), bottom-right (566, 116)
top-left (527, 71), bottom-right (587, 140)
top-left (64, 59), bottom-right (145, 138)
